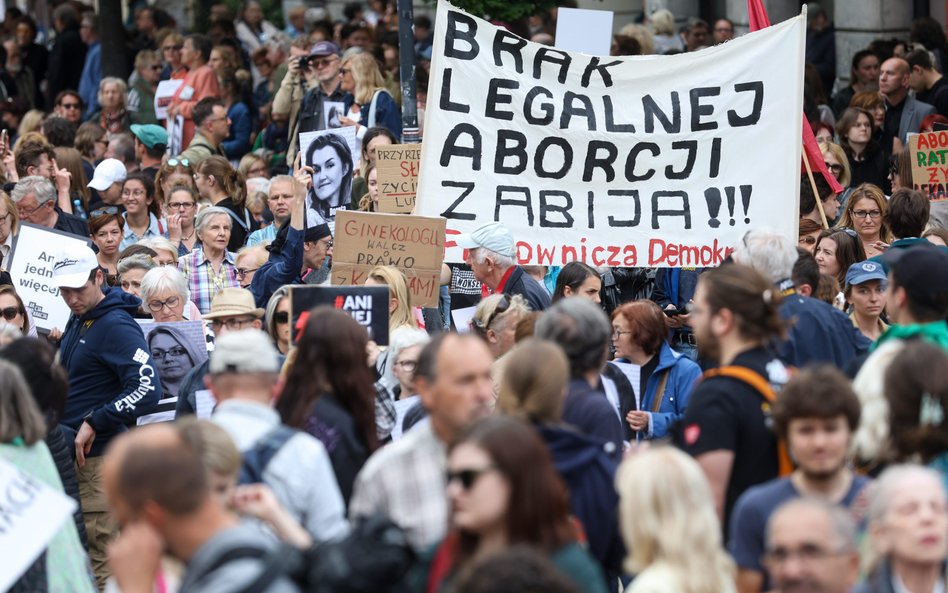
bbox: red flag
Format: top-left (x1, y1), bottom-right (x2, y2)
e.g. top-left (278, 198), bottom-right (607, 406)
top-left (747, 0), bottom-right (843, 194)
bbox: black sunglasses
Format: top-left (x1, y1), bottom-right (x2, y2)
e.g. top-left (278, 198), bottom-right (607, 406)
top-left (446, 466), bottom-right (496, 489)
top-left (0, 306), bottom-right (20, 321)
top-left (273, 311), bottom-right (289, 324)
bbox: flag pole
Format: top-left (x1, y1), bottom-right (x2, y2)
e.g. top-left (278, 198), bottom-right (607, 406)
top-left (802, 147), bottom-right (829, 229)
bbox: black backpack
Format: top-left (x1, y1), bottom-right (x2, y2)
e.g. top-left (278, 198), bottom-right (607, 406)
top-left (238, 425), bottom-right (297, 485)
top-left (200, 515), bottom-right (415, 593)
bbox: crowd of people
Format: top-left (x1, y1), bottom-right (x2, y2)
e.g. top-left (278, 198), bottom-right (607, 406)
top-left (2, 2), bottom-right (948, 593)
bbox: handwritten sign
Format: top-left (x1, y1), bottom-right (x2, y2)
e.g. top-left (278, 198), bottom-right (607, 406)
top-left (154, 79), bottom-right (184, 121)
top-left (0, 457), bottom-right (77, 593)
top-left (376, 143), bottom-right (422, 213)
top-left (331, 210), bottom-right (446, 307)
top-left (289, 284), bottom-right (390, 344)
top-left (415, 1), bottom-right (805, 267)
top-left (7, 224), bottom-right (92, 332)
top-left (910, 131), bottom-right (948, 201)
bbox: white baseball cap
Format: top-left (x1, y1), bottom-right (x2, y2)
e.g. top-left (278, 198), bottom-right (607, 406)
top-left (456, 222), bottom-right (516, 258)
top-left (52, 244), bottom-right (100, 288)
top-left (210, 329), bottom-right (280, 375)
top-left (87, 158), bottom-right (127, 191)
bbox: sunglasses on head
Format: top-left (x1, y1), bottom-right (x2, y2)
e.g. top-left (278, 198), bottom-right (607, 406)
top-left (90, 206), bottom-right (119, 218)
top-left (0, 306), bottom-right (20, 321)
top-left (166, 158), bottom-right (191, 168)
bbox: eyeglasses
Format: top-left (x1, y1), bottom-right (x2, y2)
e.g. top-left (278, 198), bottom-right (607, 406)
top-left (59, 102), bottom-right (81, 110)
top-left (446, 466), bottom-right (497, 490)
top-left (168, 201), bottom-right (195, 210)
top-left (313, 58), bottom-right (336, 69)
top-left (852, 209), bottom-right (882, 219)
top-left (16, 201), bottom-right (50, 218)
top-left (612, 328), bottom-right (632, 338)
top-left (163, 45), bottom-right (183, 51)
top-left (235, 267), bottom-right (259, 279)
top-left (90, 206), bottom-right (119, 218)
top-left (273, 311), bottom-right (289, 324)
top-left (394, 359), bottom-right (417, 371)
top-left (149, 64), bottom-right (163, 71)
top-left (166, 158), bottom-right (191, 168)
top-left (799, 236), bottom-right (818, 246)
top-left (823, 162), bottom-right (843, 174)
top-left (152, 346), bottom-right (187, 359)
top-left (0, 212), bottom-right (11, 224)
top-left (210, 317), bottom-right (256, 331)
top-left (339, 68), bottom-right (351, 75)
top-left (0, 306), bottom-right (21, 321)
top-left (147, 295), bottom-right (181, 312)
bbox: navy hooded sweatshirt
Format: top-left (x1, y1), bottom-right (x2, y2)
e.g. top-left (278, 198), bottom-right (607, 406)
top-left (59, 287), bottom-right (160, 457)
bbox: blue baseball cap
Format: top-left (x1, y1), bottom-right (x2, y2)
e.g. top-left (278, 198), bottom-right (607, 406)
top-left (845, 260), bottom-right (888, 288)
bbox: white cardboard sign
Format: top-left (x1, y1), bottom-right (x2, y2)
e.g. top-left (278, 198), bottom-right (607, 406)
top-left (555, 7), bottom-right (614, 56)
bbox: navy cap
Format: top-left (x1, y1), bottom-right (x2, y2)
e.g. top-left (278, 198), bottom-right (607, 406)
top-left (845, 260), bottom-right (888, 288)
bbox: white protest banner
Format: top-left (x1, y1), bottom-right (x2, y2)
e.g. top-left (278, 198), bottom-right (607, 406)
top-left (0, 457), bottom-right (77, 592)
top-left (416, 1), bottom-right (805, 267)
top-left (154, 79), bottom-right (184, 121)
top-left (6, 223), bottom-right (92, 332)
top-left (299, 127), bottom-right (360, 228)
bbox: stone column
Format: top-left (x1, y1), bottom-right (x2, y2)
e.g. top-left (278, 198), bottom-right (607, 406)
top-left (835, 1), bottom-right (913, 83)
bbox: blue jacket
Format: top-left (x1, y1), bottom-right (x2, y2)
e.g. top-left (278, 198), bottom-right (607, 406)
top-left (59, 287), bottom-right (160, 456)
top-left (250, 224), bottom-right (304, 307)
top-left (778, 293), bottom-right (870, 369)
top-left (358, 89), bottom-right (402, 141)
top-left (78, 41), bottom-right (101, 119)
top-left (222, 101), bottom-right (253, 160)
top-left (633, 341), bottom-right (701, 439)
top-left (503, 265), bottom-right (551, 312)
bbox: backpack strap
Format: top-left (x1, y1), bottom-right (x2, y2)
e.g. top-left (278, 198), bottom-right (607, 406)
top-left (193, 543), bottom-right (299, 593)
top-left (650, 369), bottom-right (671, 413)
top-left (239, 425), bottom-right (298, 485)
top-left (702, 365), bottom-right (794, 477)
top-left (367, 89), bottom-right (389, 128)
top-left (224, 207), bottom-right (250, 231)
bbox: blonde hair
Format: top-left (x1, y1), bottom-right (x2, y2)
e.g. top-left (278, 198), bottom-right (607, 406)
top-left (54, 146), bottom-right (90, 207)
top-left (649, 9), bottom-right (676, 36)
top-left (818, 141), bottom-right (851, 187)
top-left (497, 338), bottom-right (569, 423)
top-left (471, 293), bottom-right (530, 334)
top-left (1, 191), bottom-right (20, 237)
top-left (619, 23), bottom-right (656, 55)
top-left (343, 52), bottom-right (388, 104)
top-left (175, 417), bottom-right (242, 478)
top-left (367, 265), bottom-right (418, 330)
top-left (837, 183), bottom-right (894, 243)
top-left (616, 447), bottom-right (735, 593)
top-left (17, 110), bottom-right (44, 138)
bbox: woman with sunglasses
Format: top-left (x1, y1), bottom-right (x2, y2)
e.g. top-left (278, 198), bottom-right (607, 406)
top-left (0, 285), bottom-right (32, 336)
top-left (89, 207), bottom-right (124, 285)
top-left (798, 218), bottom-right (823, 255)
top-left (164, 184), bottom-right (199, 256)
top-left (819, 141), bottom-right (853, 221)
top-left (128, 49), bottom-right (162, 126)
top-left (423, 415), bottom-right (608, 593)
top-left (264, 286), bottom-right (291, 355)
top-left (159, 32), bottom-right (188, 81)
top-left (337, 52), bottom-right (402, 141)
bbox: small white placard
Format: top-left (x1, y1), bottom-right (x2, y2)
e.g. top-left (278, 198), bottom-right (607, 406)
top-left (451, 306), bottom-right (477, 333)
top-left (154, 79), bottom-right (184, 121)
top-left (196, 389), bottom-right (216, 419)
top-left (555, 7), bottom-right (615, 56)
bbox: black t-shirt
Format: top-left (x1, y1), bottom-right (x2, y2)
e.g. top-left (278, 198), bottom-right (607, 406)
top-left (675, 346), bottom-right (790, 534)
top-left (53, 208), bottom-right (89, 238)
top-left (918, 77), bottom-right (948, 118)
top-left (448, 263), bottom-right (482, 311)
top-left (882, 97), bottom-right (904, 156)
top-left (216, 196), bottom-right (252, 252)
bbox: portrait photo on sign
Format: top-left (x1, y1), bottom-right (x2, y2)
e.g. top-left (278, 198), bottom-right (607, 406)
top-left (324, 101), bottom-right (345, 129)
top-left (299, 128), bottom-right (358, 228)
top-left (136, 319), bottom-right (208, 424)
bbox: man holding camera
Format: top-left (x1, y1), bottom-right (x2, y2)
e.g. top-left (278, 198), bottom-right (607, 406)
top-left (275, 41), bottom-right (352, 168)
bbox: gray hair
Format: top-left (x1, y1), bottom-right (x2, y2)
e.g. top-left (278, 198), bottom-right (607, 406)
top-left (140, 266), bottom-right (189, 304)
top-left (0, 359), bottom-right (46, 444)
top-left (264, 286), bottom-right (290, 343)
top-left (535, 298), bottom-right (611, 377)
top-left (732, 228), bottom-right (798, 282)
top-left (471, 246), bottom-right (516, 272)
top-left (383, 327), bottom-right (431, 388)
top-left (11, 176), bottom-right (56, 206)
top-left (98, 76), bottom-right (128, 109)
top-left (767, 497), bottom-right (857, 553)
top-left (195, 206), bottom-right (232, 237)
top-left (139, 237), bottom-right (180, 265)
top-left (868, 464), bottom-right (947, 524)
top-left (269, 174), bottom-right (299, 195)
top-left (118, 253), bottom-right (157, 276)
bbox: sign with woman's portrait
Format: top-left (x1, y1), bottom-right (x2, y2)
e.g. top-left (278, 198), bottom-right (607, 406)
top-left (135, 319), bottom-right (209, 425)
top-left (299, 128), bottom-right (359, 229)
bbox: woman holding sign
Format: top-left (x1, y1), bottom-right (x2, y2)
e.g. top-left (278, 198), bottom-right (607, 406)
top-left (304, 132), bottom-right (353, 226)
top-left (337, 51), bottom-right (402, 141)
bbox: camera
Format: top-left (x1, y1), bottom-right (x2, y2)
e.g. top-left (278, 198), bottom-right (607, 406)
top-left (298, 55), bottom-right (317, 70)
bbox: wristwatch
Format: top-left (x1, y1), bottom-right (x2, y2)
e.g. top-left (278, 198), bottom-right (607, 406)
top-left (83, 411), bottom-right (97, 432)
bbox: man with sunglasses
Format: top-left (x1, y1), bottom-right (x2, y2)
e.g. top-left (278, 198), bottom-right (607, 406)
top-left (291, 41), bottom-right (353, 165)
top-left (53, 90), bottom-right (84, 126)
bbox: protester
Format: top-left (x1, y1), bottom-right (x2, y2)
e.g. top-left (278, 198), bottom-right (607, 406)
top-left (284, 40), bottom-right (347, 166)
top-left (235, 244), bottom-right (268, 288)
top-left (470, 293), bottom-right (529, 389)
top-left (120, 172), bottom-right (164, 249)
top-left (12, 174), bottom-right (88, 237)
top-left (819, 141), bottom-right (853, 216)
top-left (535, 298), bottom-right (623, 456)
top-left (798, 218), bottom-right (823, 254)
top-left (0, 284), bottom-right (30, 335)
top-left (130, 124), bottom-right (169, 179)
top-left (263, 286), bottom-right (290, 355)
top-left (206, 328), bottom-right (349, 542)
top-left (836, 107), bottom-right (888, 189)
top-left (610, 300), bottom-right (700, 441)
top-left (53, 243), bottom-right (160, 587)
top-left (89, 207), bottom-right (124, 285)
top-left (857, 465), bottom-right (948, 593)
top-left (729, 365), bottom-right (868, 593)
top-left (852, 245), bottom-right (948, 470)
top-left (164, 184), bottom-right (200, 256)
top-left (195, 156), bottom-right (252, 250)
top-left (277, 307), bottom-right (379, 505)
top-left (0, 358), bottom-right (96, 593)
top-left (102, 423), bottom-right (303, 593)
top-left (88, 158), bottom-right (128, 207)
top-left (832, 49), bottom-right (881, 117)
top-left (675, 263), bottom-right (790, 531)
top-left (178, 206), bottom-right (239, 314)
top-left (338, 50), bottom-right (401, 141)
top-left (617, 446), bottom-right (736, 593)
top-left (350, 333), bottom-right (494, 550)
top-left (734, 229), bottom-right (870, 369)
top-left (177, 97), bottom-right (229, 166)
top-left (168, 34), bottom-right (222, 150)
top-left (382, 326), bottom-right (430, 441)
top-left (247, 175), bottom-right (296, 246)
top-left (551, 261), bottom-right (602, 303)
top-left (117, 253), bottom-right (157, 302)
top-left (458, 222), bottom-right (550, 312)
top-left (764, 498), bottom-right (860, 593)
top-left (837, 183), bottom-right (893, 258)
top-left (88, 77), bottom-right (132, 136)
top-left (140, 265), bottom-right (197, 323)
top-left (869, 187), bottom-right (931, 263)
top-left (0, 189), bottom-right (18, 260)
top-left (815, 228), bottom-right (867, 290)
top-left (879, 57), bottom-right (935, 155)
top-left (421, 415), bottom-right (608, 593)
top-left (845, 260), bottom-right (889, 341)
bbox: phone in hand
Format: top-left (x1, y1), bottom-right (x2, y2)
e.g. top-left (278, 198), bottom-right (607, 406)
top-left (663, 307), bottom-right (681, 317)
